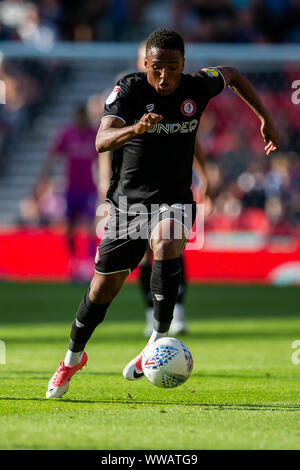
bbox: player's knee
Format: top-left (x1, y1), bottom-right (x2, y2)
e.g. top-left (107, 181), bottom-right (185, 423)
top-left (153, 239), bottom-right (180, 259)
top-left (89, 277), bottom-right (120, 304)
top-left (89, 285), bottom-right (116, 304)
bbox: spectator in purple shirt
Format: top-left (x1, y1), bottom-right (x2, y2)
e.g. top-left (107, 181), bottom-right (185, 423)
top-left (39, 105), bottom-right (98, 279)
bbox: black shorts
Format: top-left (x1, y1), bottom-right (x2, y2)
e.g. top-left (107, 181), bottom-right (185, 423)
top-left (95, 202), bottom-right (196, 274)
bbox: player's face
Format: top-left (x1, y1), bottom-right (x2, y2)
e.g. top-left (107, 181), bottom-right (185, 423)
top-left (145, 47), bottom-right (184, 96)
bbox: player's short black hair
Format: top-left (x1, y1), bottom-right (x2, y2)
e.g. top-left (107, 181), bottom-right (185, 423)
top-left (145, 29), bottom-right (184, 57)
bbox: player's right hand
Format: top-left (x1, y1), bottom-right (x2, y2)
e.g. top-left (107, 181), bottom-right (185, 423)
top-left (260, 119), bottom-right (279, 156)
top-left (133, 113), bottom-right (163, 135)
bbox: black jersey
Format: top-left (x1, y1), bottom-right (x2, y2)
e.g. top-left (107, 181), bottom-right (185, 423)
top-left (102, 68), bottom-right (225, 212)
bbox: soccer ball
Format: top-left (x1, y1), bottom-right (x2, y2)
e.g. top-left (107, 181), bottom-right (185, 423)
top-left (142, 337), bottom-right (193, 388)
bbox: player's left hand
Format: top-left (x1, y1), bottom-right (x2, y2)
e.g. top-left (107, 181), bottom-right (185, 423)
top-left (260, 119), bottom-right (279, 156)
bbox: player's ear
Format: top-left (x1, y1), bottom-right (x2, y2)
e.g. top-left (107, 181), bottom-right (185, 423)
top-left (144, 58), bottom-right (148, 71)
top-left (179, 56), bottom-right (185, 72)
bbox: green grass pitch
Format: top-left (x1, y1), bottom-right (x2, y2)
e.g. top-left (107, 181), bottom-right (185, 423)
top-left (1, 281), bottom-right (300, 450)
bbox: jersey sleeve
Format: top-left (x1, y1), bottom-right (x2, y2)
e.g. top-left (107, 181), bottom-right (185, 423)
top-left (192, 67), bottom-right (226, 100)
top-left (102, 77), bottom-right (133, 125)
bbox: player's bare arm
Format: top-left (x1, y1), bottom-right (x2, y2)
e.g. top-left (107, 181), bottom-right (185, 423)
top-left (96, 113), bottom-right (162, 153)
top-left (215, 66), bottom-right (279, 156)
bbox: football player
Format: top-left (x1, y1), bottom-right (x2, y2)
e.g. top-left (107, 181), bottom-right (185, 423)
top-left (46, 28), bottom-right (278, 398)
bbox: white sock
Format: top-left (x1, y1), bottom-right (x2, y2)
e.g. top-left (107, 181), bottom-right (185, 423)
top-left (173, 303), bottom-right (184, 320)
top-left (64, 349), bottom-right (84, 367)
top-left (149, 330), bottom-right (168, 343)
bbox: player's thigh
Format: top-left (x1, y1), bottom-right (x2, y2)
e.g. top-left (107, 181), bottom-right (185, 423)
top-left (149, 202), bottom-right (196, 259)
top-left (89, 271), bottom-right (128, 304)
top-left (95, 205), bottom-right (148, 274)
top-left (151, 218), bottom-right (187, 259)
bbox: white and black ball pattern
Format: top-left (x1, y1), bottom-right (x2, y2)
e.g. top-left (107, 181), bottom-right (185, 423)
top-left (142, 337), bottom-right (193, 388)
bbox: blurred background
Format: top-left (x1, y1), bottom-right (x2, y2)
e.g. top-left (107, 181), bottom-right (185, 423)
top-left (0, 0), bottom-right (299, 285)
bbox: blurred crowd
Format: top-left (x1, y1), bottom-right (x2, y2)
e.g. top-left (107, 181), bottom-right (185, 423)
top-left (172, 0), bottom-right (300, 44)
top-left (199, 68), bottom-right (300, 238)
top-left (0, 0), bottom-right (299, 241)
top-left (0, 56), bottom-right (67, 171)
top-left (18, 97), bottom-right (102, 227)
top-left (17, 67), bottom-right (300, 242)
top-left (0, 0), bottom-right (299, 44)
top-left (0, 0), bottom-right (150, 42)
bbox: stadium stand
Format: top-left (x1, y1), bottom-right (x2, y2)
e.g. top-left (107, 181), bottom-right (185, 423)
top-left (0, 1), bottom-right (299, 240)
top-left (0, 43), bottom-right (298, 240)
top-left (0, 0), bottom-right (300, 44)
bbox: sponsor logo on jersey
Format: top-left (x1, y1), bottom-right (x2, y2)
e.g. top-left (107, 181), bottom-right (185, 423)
top-left (142, 118), bottom-right (198, 134)
top-left (106, 86), bottom-right (120, 105)
top-left (146, 103), bottom-right (155, 112)
top-left (202, 67), bottom-right (219, 77)
top-left (181, 99), bottom-right (196, 116)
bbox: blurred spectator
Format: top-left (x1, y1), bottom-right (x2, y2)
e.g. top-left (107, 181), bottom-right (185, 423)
top-left (205, 149), bottom-right (300, 235)
top-left (289, 191), bottom-right (300, 227)
top-left (0, 0), bottom-right (59, 46)
top-left (60, 0), bottom-right (107, 41)
top-left (19, 178), bottom-right (65, 226)
top-left (35, 105), bottom-right (99, 280)
top-left (238, 161), bottom-right (266, 209)
top-left (0, 55), bottom-right (65, 172)
top-left (264, 154), bottom-right (291, 200)
top-left (234, 7), bottom-right (262, 43)
top-left (204, 161), bottom-right (223, 198)
top-left (86, 93), bottom-right (103, 130)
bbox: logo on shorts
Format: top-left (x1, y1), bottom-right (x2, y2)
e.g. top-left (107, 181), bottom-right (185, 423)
top-left (155, 294), bottom-right (165, 301)
top-left (181, 99), bottom-right (196, 116)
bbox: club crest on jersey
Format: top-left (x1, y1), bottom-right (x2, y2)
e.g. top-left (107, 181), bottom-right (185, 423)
top-left (106, 86), bottom-right (120, 105)
top-left (181, 99), bottom-right (196, 117)
top-left (146, 103), bottom-right (155, 112)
